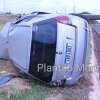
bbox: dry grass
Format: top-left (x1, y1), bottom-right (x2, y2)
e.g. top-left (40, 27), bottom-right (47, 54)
top-left (0, 15), bottom-right (15, 31)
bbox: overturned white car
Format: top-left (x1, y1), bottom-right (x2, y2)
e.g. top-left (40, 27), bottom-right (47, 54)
top-left (0, 12), bottom-right (88, 85)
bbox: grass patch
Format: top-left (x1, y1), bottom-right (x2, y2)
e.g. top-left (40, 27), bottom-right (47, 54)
top-left (11, 82), bottom-right (53, 100)
top-left (0, 80), bottom-right (55, 100)
top-left (0, 22), bottom-right (5, 31)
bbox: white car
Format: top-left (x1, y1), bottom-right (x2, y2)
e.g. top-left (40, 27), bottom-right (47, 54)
top-left (0, 12), bottom-right (89, 85)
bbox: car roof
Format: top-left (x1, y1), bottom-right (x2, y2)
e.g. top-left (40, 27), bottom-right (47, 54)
top-left (13, 13), bottom-right (60, 26)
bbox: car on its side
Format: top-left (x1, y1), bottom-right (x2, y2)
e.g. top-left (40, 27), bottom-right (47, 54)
top-left (0, 12), bottom-right (89, 85)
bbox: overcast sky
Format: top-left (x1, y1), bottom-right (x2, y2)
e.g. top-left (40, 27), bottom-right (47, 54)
top-left (0, 0), bottom-right (100, 14)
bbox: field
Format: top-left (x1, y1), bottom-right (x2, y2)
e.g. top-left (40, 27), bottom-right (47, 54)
top-left (0, 15), bottom-right (95, 100)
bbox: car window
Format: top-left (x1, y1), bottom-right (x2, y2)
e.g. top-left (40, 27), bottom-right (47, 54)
top-left (29, 19), bottom-right (57, 82)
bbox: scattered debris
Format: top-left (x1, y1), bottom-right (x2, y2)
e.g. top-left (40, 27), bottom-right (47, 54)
top-left (0, 73), bottom-right (16, 87)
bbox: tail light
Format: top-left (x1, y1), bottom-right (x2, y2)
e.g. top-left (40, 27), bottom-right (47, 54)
top-left (55, 16), bottom-right (71, 24)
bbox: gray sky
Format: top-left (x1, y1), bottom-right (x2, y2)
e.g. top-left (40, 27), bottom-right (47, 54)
top-left (0, 0), bottom-right (100, 14)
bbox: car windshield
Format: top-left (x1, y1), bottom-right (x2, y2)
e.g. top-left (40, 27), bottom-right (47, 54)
top-left (29, 18), bottom-right (57, 82)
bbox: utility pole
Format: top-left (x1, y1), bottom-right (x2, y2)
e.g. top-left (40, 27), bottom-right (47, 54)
top-left (3, 0), bottom-right (6, 12)
top-left (73, 0), bottom-right (76, 13)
